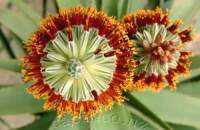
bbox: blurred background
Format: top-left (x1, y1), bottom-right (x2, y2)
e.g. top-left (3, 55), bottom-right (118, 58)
top-left (0, 0), bottom-right (200, 130)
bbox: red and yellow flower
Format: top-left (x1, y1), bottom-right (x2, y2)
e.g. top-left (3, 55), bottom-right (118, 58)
top-left (22, 6), bottom-right (134, 119)
top-left (123, 8), bottom-right (193, 91)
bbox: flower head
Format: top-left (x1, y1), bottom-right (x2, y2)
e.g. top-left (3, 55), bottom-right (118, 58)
top-left (23, 6), bottom-right (134, 119)
top-left (123, 8), bottom-right (193, 91)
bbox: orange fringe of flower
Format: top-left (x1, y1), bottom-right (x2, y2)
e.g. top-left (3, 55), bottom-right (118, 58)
top-left (23, 6), bottom-right (135, 119)
top-left (132, 51), bottom-right (191, 92)
top-left (123, 7), bottom-right (193, 43)
top-left (123, 7), bottom-right (193, 91)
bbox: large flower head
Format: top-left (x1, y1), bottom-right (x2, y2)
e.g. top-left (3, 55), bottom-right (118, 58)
top-left (123, 8), bottom-right (193, 91)
top-left (23, 6), bottom-right (134, 119)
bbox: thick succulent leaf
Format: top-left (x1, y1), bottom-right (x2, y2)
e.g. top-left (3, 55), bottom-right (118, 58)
top-left (130, 113), bottom-right (155, 130)
top-left (178, 69), bottom-right (200, 83)
top-left (49, 104), bottom-right (158, 130)
top-left (91, 104), bottom-right (156, 130)
top-left (0, 117), bottom-right (11, 128)
top-left (132, 90), bottom-right (200, 128)
top-left (116, 0), bottom-right (147, 19)
top-left (113, 0), bottom-right (148, 19)
top-left (170, 123), bottom-right (199, 130)
top-left (80, 0), bottom-right (96, 7)
top-left (170, 0), bottom-right (200, 26)
top-left (56, 0), bottom-right (96, 8)
top-left (95, 0), bottom-right (102, 11)
top-left (101, 0), bottom-right (118, 17)
top-left (126, 0), bottom-right (147, 14)
top-left (0, 84), bottom-right (44, 115)
top-left (177, 80), bottom-right (200, 99)
top-left (190, 55), bottom-right (200, 70)
top-left (0, 28), bottom-right (16, 58)
top-left (124, 92), bottom-right (172, 130)
top-left (49, 114), bottom-right (90, 130)
top-left (9, 0), bottom-right (41, 25)
top-left (178, 55), bottom-right (200, 82)
top-left (194, 13), bottom-right (200, 32)
top-left (9, 33), bottom-right (25, 57)
top-left (56, 0), bottom-right (79, 8)
top-left (161, 0), bottom-right (174, 9)
top-left (0, 59), bottom-right (21, 72)
top-left (16, 112), bottom-right (56, 130)
top-left (0, 9), bottom-right (37, 40)
top-left (117, 0), bottom-right (128, 19)
top-left (146, 0), bottom-right (160, 9)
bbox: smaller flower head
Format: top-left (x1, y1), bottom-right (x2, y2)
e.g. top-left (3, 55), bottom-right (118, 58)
top-left (123, 8), bottom-right (193, 91)
top-left (23, 6), bottom-right (134, 119)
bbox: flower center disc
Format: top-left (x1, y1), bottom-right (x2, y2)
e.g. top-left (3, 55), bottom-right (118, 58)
top-left (66, 59), bottom-right (85, 79)
top-left (134, 23), bottom-right (181, 76)
top-left (41, 25), bottom-right (117, 102)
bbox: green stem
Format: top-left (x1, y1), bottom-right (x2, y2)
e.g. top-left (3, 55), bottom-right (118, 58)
top-left (0, 28), bottom-right (16, 59)
top-left (124, 92), bottom-right (172, 130)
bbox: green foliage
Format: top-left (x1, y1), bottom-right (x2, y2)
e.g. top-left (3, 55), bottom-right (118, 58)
top-left (0, 84), bottom-right (44, 115)
top-left (133, 90), bottom-right (200, 128)
top-left (0, 59), bottom-right (21, 72)
top-left (0, 0), bottom-right (200, 130)
top-left (16, 112), bottom-right (56, 130)
top-left (0, 9), bottom-right (37, 40)
top-left (9, 0), bottom-right (41, 25)
top-left (124, 92), bottom-right (172, 130)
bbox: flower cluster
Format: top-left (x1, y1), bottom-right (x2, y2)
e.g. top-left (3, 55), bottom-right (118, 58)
top-left (123, 8), bottom-right (193, 91)
top-left (23, 6), bottom-right (193, 119)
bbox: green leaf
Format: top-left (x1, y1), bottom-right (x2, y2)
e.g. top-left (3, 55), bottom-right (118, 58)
top-left (0, 9), bottom-right (37, 40)
top-left (16, 112), bottom-right (56, 130)
top-left (194, 13), bottom-right (200, 32)
top-left (9, 33), bottom-right (25, 57)
top-left (126, 0), bottom-right (147, 14)
top-left (95, 0), bottom-right (102, 11)
top-left (178, 55), bottom-right (200, 82)
top-left (0, 28), bottom-right (16, 59)
top-left (170, 123), bottom-right (199, 130)
top-left (0, 117), bottom-right (11, 129)
top-left (42, 0), bottom-right (48, 17)
top-left (91, 104), bottom-right (156, 130)
top-left (0, 59), bottom-right (21, 72)
top-left (117, 0), bottom-right (128, 19)
top-left (124, 92), bottom-right (172, 130)
top-left (10, 0), bottom-right (41, 26)
top-left (49, 114), bottom-right (90, 130)
top-left (190, 55), bottom-right (200, 70)
top-left (49, 104), bottom-right (158, 130)
top-left (130, 113), bottom-right (155, 130)
top-left (146, 0), bottom-right (160, 9)
top-left (178, 69), bottom-right (200, 83)
top-left (162, 0), bottom-right (174, 9)
top-left (132, 90), bottom-right (200, 128)
top-left (101, 0), bottom-right (118, 17)
top-left (80, 0), bottom-right (96, 7)
top-left (56, 0), bottom-right (79, 8)
top-left (0, 84), bottom-right (44, 115)
top-left (56, 0), bottom-right (96, 8)
top-left (177, 80), bottom-right (200, 99)
top-left (170, 0), bottom-right (200, 26)
top-left (118, 0), bottom-right (150, 18)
